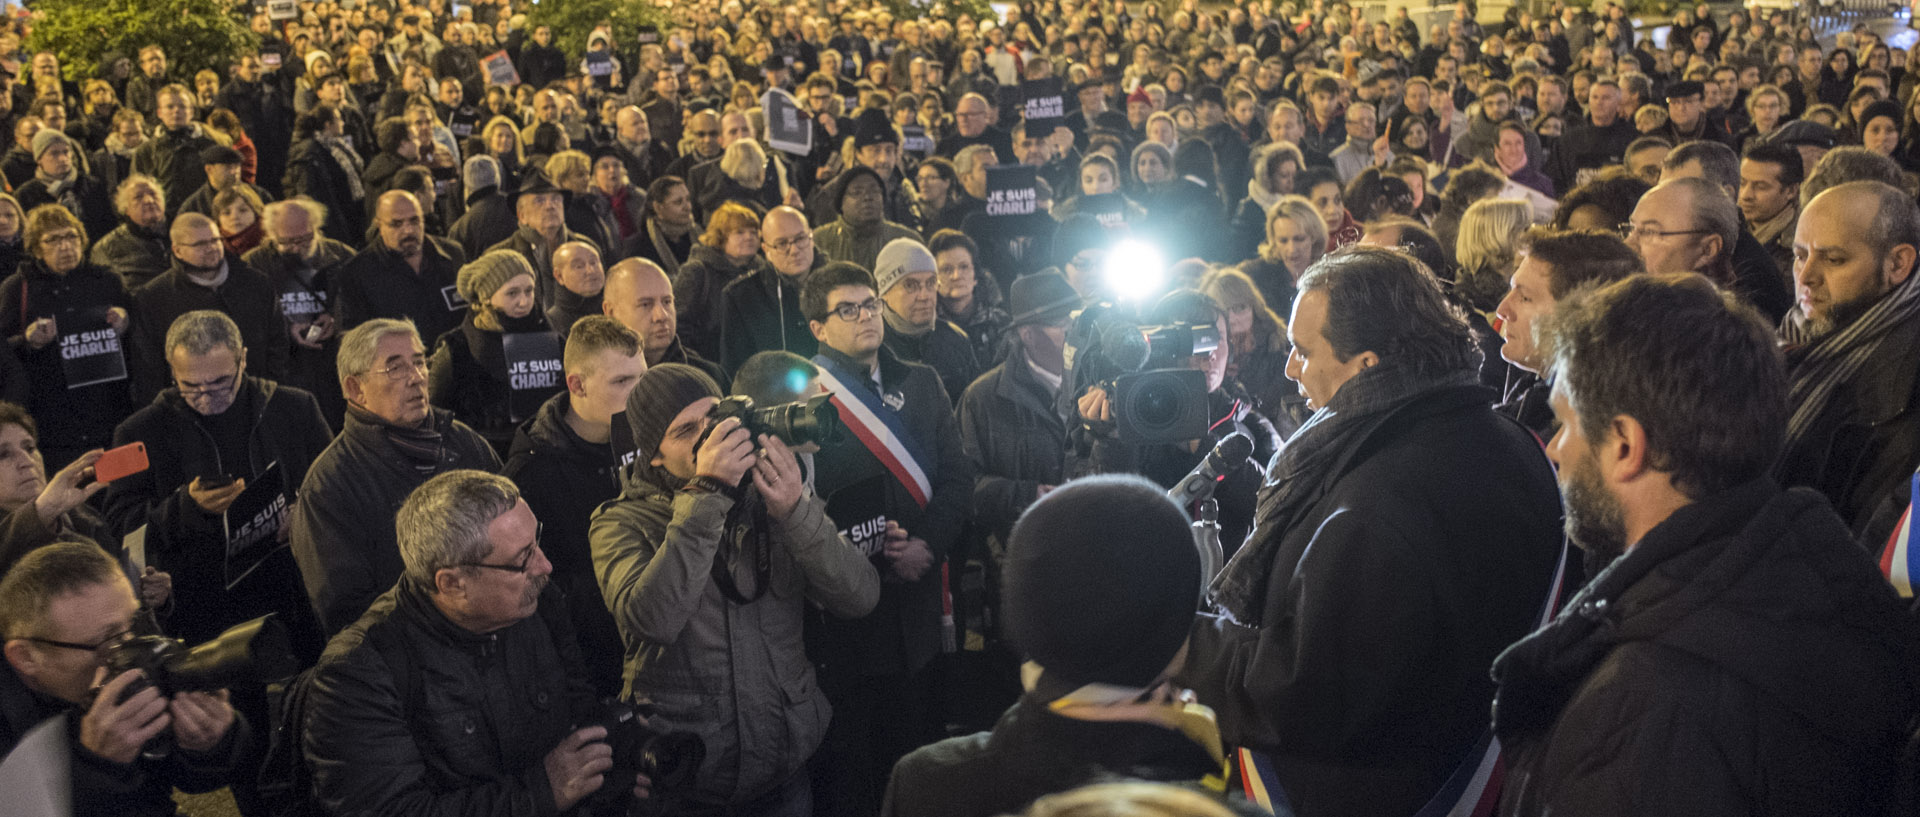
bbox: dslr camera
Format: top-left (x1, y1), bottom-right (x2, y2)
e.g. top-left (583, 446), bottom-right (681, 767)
top-left (582, 699), bottom-right (707, 809)
top-left (702, 394), bottom-right (846, 450)
top-left (99, 614), bottom-right (299, 701)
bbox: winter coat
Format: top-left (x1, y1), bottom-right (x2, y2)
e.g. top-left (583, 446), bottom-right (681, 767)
top-left (291, 406), bottom-right (499, 635)
top-left (882, 317), bottom-right (979, 407)
top-left (486, 225), bottom-right (597, 308)
top-left (1182, 384), bottom-right (1564, 817)
top-left (957, 348), bottom-right (1066, 563)
top-left (1494, 480), bottom-right (1918, 817)
top-left (883, 696), bottom-right (1226, 817)
top-left (940, 274), bottom-right (1012, 370)
top-left (89, 221), bottom-right (172, 290)
top-left (130, 258), bottom-right (289, 402)
top-left (15, 172), bottom-right (116, 243)
top-left (0, 659), bottom-right (249, 817)
top-left (501, 391), bottom-right (627, 697)
top-left (243, 237), bottom-right (355, 428)
top-left (717, 258), bottom-right (824, 375)
top-left (807, 344), bottom-right (975, 680)
top-left (427, 313), bottom-right (562, 452)
top-left (131, 123), bottom-right (217, 219)
top-left (449, 188), bottom-right (518, 260)
top-left (0, 259), bottom-right (134, 455)
top-left (332, 235), bottom-right (470, 342)
top-left (303, 579), bottom-right (599, 817)
top-left (673, 243), bottom-right (772, 363)
top-left (813, 216), bottom-right (919, 274)
top-left (282, 136), bottom-right (368, 242)
top-left (588, 462), bottom-right (879, 808)
top-left (101, 377), bottom-right (331, 651)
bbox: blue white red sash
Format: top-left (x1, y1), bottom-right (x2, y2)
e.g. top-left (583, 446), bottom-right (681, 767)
top-left (1878, 469), bottom-right (1920, 598)
top-left (1235, 543), bottom-right (1569, 815)
top-left (812, 354), bottom-right (936, 508)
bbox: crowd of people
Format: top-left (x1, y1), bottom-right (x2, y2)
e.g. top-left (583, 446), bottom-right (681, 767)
top-left (0, 0), bottom-right (1918, 814)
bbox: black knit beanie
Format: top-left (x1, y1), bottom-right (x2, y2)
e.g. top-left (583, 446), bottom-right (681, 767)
top-left (625, 363), bottom-right (722, 491)
top-left (1004, 474), bottom-right (1201, 697)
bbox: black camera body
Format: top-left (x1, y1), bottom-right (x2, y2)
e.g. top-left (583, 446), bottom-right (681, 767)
top-left (704, 394), bottom-right (845, 449)
top-left (100, 615), bottom-right (297, 701)
top-left (583, 699), bottom-right (707, 808)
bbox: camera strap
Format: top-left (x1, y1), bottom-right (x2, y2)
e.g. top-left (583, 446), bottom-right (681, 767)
top-left (711, 498), bottom-right (772, 605)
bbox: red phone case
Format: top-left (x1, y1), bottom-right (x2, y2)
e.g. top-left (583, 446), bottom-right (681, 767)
top-left (93, 442), bottom-right (149, 483)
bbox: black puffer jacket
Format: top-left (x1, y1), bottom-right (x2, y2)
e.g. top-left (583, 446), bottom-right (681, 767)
top-left (1494, 480), bottom-right (1918, 816)
top-left (717, 257), bottom-right (824, 375)
top-left (304, 579), bottom-right (600, 817)
top-left (88, 221), bottom-right (172, 290)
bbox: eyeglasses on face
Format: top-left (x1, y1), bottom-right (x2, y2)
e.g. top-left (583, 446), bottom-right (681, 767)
top-left (829, 298), bottom-right (881, 322)
top-left (765, 233), bottom-right (814, 252)
top-left (1617, 222), bottom-right (1710, 241)
top-left (456, 523), bottom-right (543, 573)
top-left (370, 355), bottom-right (431, 381)
top-left (175, 366), bottom-right (242, 397)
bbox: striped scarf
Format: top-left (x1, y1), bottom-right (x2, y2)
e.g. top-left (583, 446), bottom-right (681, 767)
top-left (1780, 273), bottom-right (1920, 455)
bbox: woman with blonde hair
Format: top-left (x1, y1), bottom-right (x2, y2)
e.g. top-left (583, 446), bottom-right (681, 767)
top-left (1202, 267), bottom-right (1305, 434)
top-left (1238, 195), bottom-right (1326, 311)
top-left (480, 115), bottom-right (525, 192)
top-left (545, 149), bottom-right (618, 258)
top-left (704, 138), bottom-right (778, 215)
top-left (1454, 197), bottom-right (1532, 387)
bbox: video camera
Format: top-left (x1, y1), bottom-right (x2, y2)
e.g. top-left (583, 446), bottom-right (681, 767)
top-left (1067, 305), bottom-right (1219, 444)
top-left (701, 394), bottom-right (846, 451)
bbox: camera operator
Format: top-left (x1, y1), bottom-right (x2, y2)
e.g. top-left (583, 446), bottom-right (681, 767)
top-left (304, 470), bottom-right (640, 816)
top-left (800, 261), bottom-right (976, 817)
top-left (1068, 288), bottom-right (1280, 556)
top-left (0, 542), bottom-right (247, 817)
top-left (588, 363), bottom-right (880, 816)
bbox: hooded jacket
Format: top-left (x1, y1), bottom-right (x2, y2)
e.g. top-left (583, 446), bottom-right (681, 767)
top-left (588, 445), bottom-right (879, 808)
top-left (1494, 480), bottom-right (1918, 816)
top-left (502, 390), bottom-right (627, 697)
top-left (673, 242), bottom-right (773, 363)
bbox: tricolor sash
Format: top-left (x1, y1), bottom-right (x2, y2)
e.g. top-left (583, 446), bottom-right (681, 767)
top-left (1235, 543), bottom-right (1570, 815)
top-left (812, 354), bottom-right (936, 508)
top-left (1878, 468), bottom-right (1920, 598)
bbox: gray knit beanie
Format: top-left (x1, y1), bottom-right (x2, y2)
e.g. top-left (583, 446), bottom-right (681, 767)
top-left (457, 249), bottom-right (534, 307)
top-left (873, 237), bottom-right (935, 296)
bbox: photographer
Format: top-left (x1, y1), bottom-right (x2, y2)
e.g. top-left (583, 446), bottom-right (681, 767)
top-left (304, 470), bottom-right (636, 816)
top-left (1067, 288), bottom-right (1280, 556)
top-left (0, 543), bottom-right (247, 817)
top-left (589, 363), bottom-right (880, 816)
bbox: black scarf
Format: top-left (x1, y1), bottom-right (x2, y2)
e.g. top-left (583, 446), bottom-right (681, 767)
top-left (1780, 272), bottom-right (1920, 454)
top-left (1210, 361), bottom-right (1480, 624)
top-left (347, 402), bottom-right (445, 476)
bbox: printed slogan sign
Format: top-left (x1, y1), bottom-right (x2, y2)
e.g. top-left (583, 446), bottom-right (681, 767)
top-left (502, 331), bottom-right (564, 423)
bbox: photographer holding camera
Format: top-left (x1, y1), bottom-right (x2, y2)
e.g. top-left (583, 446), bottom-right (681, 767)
top-left (589, 363), bottom-right (880, 816)
top-left (304, 469), bottom-right (638, 816)
top-left (0, 542), bottom-right (248, 817)
top-left (1068, 288), bottom-right (1280, 557)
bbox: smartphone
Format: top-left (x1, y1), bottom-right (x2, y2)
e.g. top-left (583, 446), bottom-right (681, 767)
top-left (93, 442), bottom-right (149, 484)
top-left (305, 323), bottom-right (326, 343)
top-left (198, 474), bottom-right (238, 490)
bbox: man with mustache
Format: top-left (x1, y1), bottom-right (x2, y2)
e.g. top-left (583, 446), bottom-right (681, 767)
top-left (290, 319), bottom-right (498, 635)
top-left (1494, 272), bottom-right (1916, 813)
top-left (334, 190), bottom-right (470, 342)
top-left (305, 470), bottom-right (649, 815)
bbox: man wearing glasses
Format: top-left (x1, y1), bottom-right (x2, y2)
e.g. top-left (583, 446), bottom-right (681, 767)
top-left (306, 470), bottom-right (644, 815)
top-left (717, 206), bottom-right (828, 374)
top-left (0, 543), bottom-right (249, 817)
top-left (1624, 176), bottom-right (1791, 322)
top-left (245, 199), bottom-right (357, 428)
top-left (876, 237), bottom-right (977, 406)
top-left (128, 212), bottom-right (289, 403)
top-left (292, 318), bottom-right (499, 636)
top-left (799, 262), bottom-right (972, 817)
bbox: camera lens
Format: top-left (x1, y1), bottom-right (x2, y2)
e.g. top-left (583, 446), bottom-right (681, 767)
top-left (640, 732), bottom-right (707, 790)
top-left (1126, 378), bottom-right (1184, 429)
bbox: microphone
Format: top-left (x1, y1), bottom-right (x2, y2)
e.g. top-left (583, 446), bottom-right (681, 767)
top-left (1167, 432), bottom-right (1254, 509)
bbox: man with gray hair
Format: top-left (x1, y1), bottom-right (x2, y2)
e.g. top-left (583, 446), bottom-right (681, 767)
top-left (247, 198), bottom-right (356, 426)
top-left (305, 470), bottom-right (647, 815)
top-left (1624, 176), bottom-right (1791, 321)
top-left (89, 173), bottom-right (174, 291)
top-left (291, 318), bottom-right (499, 635)
top-left (1777, 180), bottom-right (1920, 549)
top-left (129, 211), bottom-right (289, 401)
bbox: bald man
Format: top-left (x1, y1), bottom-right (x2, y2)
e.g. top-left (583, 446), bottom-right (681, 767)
top-left (662, 109), bottom-right (724, 184)
top-left (130, 212), bottom-right (288, 400)
top-left (334, 190), bottom-right (471, 339)
top-left (937, 92), bottom-right (1016, 164)
top-left (602, 257), bottom-right (729, 388)
top-left (718, 206), bottom-right (825, 373)
top-left (547, 240), bottom-right (607, 337)
top-left (611, 105), bottom-right (673, 187)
